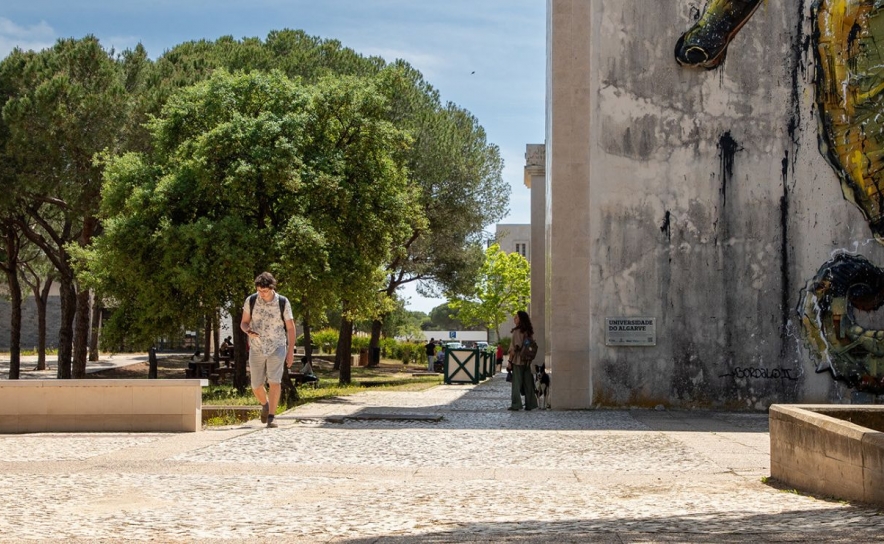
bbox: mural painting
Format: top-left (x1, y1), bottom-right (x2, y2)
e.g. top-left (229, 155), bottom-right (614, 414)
top-left (677, 1), bottom-right (884, 394)
top-left (675, 0), bottom-right (762, 69)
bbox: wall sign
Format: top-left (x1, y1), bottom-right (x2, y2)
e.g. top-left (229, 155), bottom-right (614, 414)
top-left (606, 317), bottom-right (656, 346)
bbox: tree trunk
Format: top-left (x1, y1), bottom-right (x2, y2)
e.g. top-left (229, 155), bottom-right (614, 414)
top-left (280, 365), bottom-right (300, 405)
top-left (203, 312), bottom-right (212, 361)
top-left (88, 297), bottom-right (102, 362)
top-left (368, 318), bottom-right (383, 367)
top-left (232, 306), bottom-right (249, 393)
top-left (212, 308), bottom-right (221, 362)
top-left (72, 286), bottom-right (90, 378)
top-left (72, 217), bottom-right (98, 378)
top-left (56, 276), bottom-right (76, 379)
top-left (1, 225), bottom-right (22, 379)
top-left (6, 271), bottom-right (22, 379)
top-left (336, 311), bottom-right (353, 385)
top-left (148, 346), bottom-right (158, 379)
top-left (302, 313), bottom-right (313, 361)
top-left (34, 283), bottom-right (49, 370)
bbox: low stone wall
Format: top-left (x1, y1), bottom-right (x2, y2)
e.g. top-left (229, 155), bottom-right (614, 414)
top-left (770, 405), bottom-right (884, 507)
top-left (0, 379), bottom-right (203, 433)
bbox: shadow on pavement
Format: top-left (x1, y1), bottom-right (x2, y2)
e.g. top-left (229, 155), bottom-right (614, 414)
top-left (337, 509), bottom-right (882, 543)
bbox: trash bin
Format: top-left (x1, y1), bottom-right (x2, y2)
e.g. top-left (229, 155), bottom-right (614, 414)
top-left (358, 348), bottom-right (369, 367)
top-left (371, 347), bottom-right (381, 366)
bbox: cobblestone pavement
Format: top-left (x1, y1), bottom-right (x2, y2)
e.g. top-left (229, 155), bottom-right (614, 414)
top-left (1, 374), bottom-right (882, 543)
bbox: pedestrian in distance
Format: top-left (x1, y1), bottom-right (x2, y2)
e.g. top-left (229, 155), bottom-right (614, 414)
top-left (506, 310), bottom-right (538, 411)
top-left (240, 272), bottom-right (296, 428)
top-left (425, 337), bottom-right (436, 372)
top-left (495, 343), bottom-right (504, 369)
top-left (220, 336), bottom-right (233, 357)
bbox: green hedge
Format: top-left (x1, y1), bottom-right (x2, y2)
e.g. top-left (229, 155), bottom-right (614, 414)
top-left (296, 329), bottom-right (423, 364)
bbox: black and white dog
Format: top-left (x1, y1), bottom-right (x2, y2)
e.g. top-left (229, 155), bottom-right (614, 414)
top-left (534, 363), bottom-right (550, 409)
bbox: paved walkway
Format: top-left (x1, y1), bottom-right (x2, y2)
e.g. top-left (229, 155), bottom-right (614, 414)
top-left (0, 352), bottom-right (178, 379)
top-left (0, 373), bottom-right (882, 542)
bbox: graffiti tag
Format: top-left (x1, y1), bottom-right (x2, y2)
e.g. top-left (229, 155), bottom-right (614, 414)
top-left (719, 367), bottom-right (799, 380)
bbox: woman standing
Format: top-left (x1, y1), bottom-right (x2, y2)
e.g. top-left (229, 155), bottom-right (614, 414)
top-left (507, 310), bottom-right (538, 411)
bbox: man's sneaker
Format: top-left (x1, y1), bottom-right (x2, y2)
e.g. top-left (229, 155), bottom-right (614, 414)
top-left (260, 403), bottom-right (269, 424)
top-left (266, 415), bottom-right (277, 428)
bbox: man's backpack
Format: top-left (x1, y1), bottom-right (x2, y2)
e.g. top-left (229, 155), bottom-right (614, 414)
top-left (520, 336), bottom-right (539, 364)
top-left (248, 293), bottom-right (289, 330)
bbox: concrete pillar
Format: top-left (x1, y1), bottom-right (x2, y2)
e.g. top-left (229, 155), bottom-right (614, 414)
top-left (524, 144), bottom-right (546, 365)
top-left (546, 0), bottom-right (593, 408)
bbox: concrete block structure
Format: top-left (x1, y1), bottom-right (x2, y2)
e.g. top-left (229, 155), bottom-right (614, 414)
top-left (540, 1), bottom-right (884, 408)
top-left (770, 405), bottom-right (884, 507)
top-left (0, 379), bottom-right (204, 432)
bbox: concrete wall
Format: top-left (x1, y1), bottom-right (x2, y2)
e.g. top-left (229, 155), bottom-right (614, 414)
top-left (0, 379), bottom-right (203, 432)
top-left (770, 405), bottom-right (884, 507)
top-left (546, 0), bottom-right (884, 408)
top-left (0, 296), bottom-right (61, 350)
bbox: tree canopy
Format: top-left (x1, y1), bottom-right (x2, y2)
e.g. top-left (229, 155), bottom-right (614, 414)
top-left (1, 29), bottom-right (509, 380)
top-left (447, 243), bottom-right (530, 339)
top-left (78, 68), bottom-right (417, 386)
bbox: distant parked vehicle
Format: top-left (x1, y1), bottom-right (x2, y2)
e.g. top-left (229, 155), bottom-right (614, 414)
top-left (475, 341), bottom-right (489, 350)
top-left (445, 342), bottom-right (463, 349)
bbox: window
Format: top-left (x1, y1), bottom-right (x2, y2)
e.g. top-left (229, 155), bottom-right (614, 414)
top-left (514, 242), bottom-right (528, 258)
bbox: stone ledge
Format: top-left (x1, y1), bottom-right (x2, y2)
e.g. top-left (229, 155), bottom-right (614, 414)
top-left (0, 379), bottom-right (204, 433)
top-left (770, 404), bottom-right (884, 507)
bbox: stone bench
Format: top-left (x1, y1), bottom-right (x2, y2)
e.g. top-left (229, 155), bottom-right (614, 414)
top-left (0, 379), bottom-right (205, 433)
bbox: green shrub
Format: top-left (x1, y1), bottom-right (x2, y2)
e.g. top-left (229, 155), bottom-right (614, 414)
top-left (351, 335), bottom-right (370, 352)
top-left (311, 328), bottom-right (339, 353)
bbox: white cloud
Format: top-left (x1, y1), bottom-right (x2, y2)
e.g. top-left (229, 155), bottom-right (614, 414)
top-left (103, 35), bottom-right (142, 53)
top-left (0, 18), bottom-right (55, 58)
top-left (357, 46), bottom-right (449, 80)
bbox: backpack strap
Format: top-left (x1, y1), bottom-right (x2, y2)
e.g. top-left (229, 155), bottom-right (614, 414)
top-left (277, 296), bottom-right (288, 327)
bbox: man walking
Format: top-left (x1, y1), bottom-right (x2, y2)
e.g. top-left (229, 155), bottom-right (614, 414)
top-left (425, 338), bottom-right (436, 372)
top-left (241, 272), bottom-right (295, 428)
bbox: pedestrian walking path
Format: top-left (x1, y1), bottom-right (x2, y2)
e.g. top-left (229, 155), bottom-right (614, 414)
top-left (0, 352), bottom-right (173, 379)
top-left (0, 373), bottom-right (881, 543)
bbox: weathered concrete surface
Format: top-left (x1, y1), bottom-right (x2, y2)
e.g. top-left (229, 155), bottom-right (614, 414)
top-left (545, 0), bottom-right (884, 409)
top-left (771, 404), bottom-right (884, 507)
top-left (0, 375), bottom-right (881, 543)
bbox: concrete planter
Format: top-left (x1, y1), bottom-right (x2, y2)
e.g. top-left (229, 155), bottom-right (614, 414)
top-left (770, 405), bottom-right (884, 507)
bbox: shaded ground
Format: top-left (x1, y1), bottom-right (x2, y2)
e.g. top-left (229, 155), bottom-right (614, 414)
top-left (85, 354), bottom-right (191, 380)
top-left (88, 354), bottom-right (439, 388)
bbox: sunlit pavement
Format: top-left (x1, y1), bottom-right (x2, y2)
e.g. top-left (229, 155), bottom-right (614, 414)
top-left (0, 372), bottom-right (882, 543)
top-left (0, 352), bottom-right (176, 379)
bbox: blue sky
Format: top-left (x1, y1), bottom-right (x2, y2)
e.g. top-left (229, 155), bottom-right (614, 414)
top-left (1, 1), bottom-right (545, 313)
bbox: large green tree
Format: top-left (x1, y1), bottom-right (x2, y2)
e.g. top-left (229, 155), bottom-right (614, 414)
top-left (447, 243), bottom-right (531, 339)
top-left (1, 37), bottom-right (128, 378)
top-left (80, 69), bottom-right (312, 389)
top-left (366, 63), bottom-right (508, 361)
top-left (80, 69), bottom-right (416, 387)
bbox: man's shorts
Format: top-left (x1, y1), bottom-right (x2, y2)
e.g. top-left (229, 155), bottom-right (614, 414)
top-left (248, 345), bottom-right (287, 390)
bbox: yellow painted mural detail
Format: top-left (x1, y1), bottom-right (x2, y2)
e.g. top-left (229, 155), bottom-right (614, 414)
top-left (814, 1), bottom-right (884, 238)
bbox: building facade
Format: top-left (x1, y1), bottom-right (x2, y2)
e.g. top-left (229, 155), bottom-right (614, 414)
top-left (541, 0), bottom-right (884, 409)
